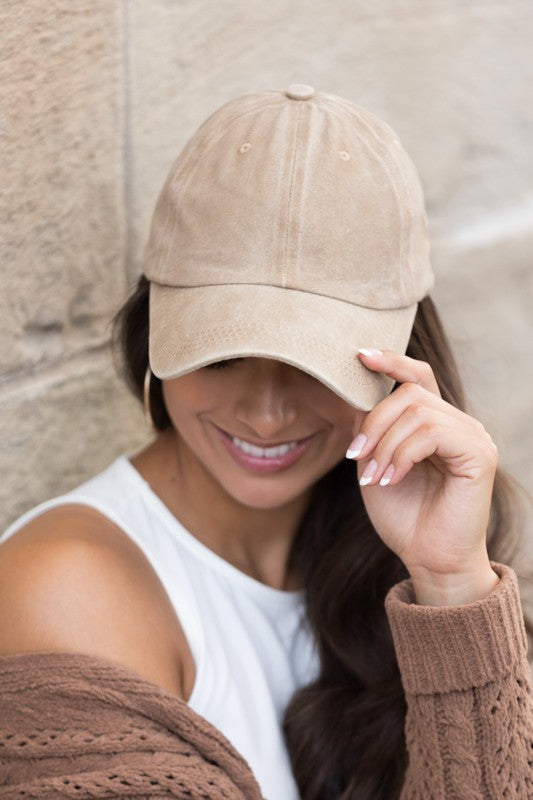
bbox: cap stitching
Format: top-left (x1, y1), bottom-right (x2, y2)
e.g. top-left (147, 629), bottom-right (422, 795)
top-left (282, 101), bottom-right (303, 288)
top-left (155, 323), bottom-right (389, 385)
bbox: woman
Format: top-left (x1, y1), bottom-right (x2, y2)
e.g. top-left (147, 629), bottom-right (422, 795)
top-left (1, 84), bottom-right (532, 800)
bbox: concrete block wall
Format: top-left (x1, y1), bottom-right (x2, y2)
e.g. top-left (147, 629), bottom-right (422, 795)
top-left (1, 3), bottom-right (532, 574)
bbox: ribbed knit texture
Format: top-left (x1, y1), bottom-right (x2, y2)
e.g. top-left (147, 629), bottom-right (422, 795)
top-left (0, 560), bottom-right (531, 798)
top-left (384, 560), bottom-right (533, 799)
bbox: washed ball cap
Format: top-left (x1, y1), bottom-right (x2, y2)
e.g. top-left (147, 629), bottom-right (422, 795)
top-left (143, 84), bottom-right (434, 410)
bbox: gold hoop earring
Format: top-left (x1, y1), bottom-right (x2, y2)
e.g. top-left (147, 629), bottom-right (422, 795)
top-left (143, 365), bottom-right (156, 431)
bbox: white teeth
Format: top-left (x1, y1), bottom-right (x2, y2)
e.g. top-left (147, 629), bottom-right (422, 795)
top-left (231, 435), bottom-right (299, 458)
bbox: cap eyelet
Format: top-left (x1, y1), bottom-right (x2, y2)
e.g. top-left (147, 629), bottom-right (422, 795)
top-left (239, 142), bottom-right (252, 153)
top-left (339, 150), bottom-right (351, 160)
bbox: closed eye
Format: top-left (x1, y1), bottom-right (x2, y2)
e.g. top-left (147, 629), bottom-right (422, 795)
top-left (204, 358), bottom-right (244, 370)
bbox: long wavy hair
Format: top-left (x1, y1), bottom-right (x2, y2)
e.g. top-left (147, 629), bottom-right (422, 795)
top-left (112, 274), bottom-right (533, 800)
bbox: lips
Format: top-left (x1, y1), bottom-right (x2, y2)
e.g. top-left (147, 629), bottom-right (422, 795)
top-left (215, 425), bottom-right (307, 449)
top-left (214, 425), bottom-right (316, 474)
top-left (231, 435), bottom-right (299, 459)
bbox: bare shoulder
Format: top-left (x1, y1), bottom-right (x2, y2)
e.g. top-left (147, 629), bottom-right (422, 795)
top-left (0, 503), bottom-right (188, 698)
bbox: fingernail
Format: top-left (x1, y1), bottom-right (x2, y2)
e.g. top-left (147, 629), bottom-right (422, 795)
top-left (360, 458), bottom-right (378, 486)
top-left (379, 464), bottom-right (395, 486)
top-left (346, 433), bottom-right (367, 459)
top-left (358, 348), bottom-right (383, 357)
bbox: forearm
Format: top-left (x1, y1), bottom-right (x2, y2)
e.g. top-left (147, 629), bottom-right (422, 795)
top-left (385, 561), bottom-right (533, 799)
top-left (399, 658), bottom-right (533, 800)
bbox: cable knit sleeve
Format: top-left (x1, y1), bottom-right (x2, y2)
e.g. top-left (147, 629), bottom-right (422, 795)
top-left (384, 560), bottom-right (533, 800)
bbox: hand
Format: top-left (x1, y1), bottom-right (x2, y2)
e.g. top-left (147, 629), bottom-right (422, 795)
top-left (346, 349), bottom-right (500, 604)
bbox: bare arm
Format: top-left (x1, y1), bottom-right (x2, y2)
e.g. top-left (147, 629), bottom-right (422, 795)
top-left (0, 506), bottom-right (186, 698)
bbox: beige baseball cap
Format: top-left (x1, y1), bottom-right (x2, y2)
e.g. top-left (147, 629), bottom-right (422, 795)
top-left (143, 83), bottom-right (434, 410)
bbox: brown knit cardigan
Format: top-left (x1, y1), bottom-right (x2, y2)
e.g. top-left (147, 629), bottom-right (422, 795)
top-left (1, 560), bottom-right (532, 799)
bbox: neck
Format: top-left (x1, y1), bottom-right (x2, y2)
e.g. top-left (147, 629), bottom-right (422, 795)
top-left (130, 429), bottom-right (312, 591)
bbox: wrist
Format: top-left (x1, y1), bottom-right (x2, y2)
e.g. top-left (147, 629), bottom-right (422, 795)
top-left (409, 564), bottom-right (501, 607)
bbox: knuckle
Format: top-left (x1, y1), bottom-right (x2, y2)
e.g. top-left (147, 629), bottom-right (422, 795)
top-left (418, 361), bottom-right (434, 381)
top-left (396, 381), bottom-right (421, 401)
top-left (471, 417), bottom-right (486, 433)
top-left (406, 401), bottom-right (428, 421)
top-left (485, 437), bottom-right (499, 463)
top-left (471, 418), bottom-right (498, 455)
top-left (391, 439), bottom-right (410, 468)
top-left (420, 421), bottom-right (440, 439)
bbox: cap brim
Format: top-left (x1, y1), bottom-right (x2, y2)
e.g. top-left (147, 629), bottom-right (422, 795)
top-left (149, 282), bottom-right (417, 411)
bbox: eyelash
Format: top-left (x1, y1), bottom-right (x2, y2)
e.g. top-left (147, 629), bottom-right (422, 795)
top-left (204, 358), bottom-right (244, 370)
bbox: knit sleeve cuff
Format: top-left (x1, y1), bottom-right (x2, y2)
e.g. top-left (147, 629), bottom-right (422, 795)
top-left (384, 561), bottom-right (530, 695)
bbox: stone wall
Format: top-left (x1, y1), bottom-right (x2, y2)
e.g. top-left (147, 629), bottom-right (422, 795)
top-left (1, 2), bottom-right (531, 575)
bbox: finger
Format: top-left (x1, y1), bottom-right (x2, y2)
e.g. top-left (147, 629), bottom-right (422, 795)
top-left (356, 406), bottom-right (455, 486)
top-left (357, 348), bottom-right (441, 397)
top-left (346, 383), bottom-right (470, 461)
top-left (359, 419), bottom-right (497, 488)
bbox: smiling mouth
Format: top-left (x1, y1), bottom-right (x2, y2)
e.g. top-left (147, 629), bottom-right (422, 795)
top-left (230, 435), bottom-right (299, 459)
top-left (214, 424), bottom-right (318, 472)
top-left (214, 425), bottom-right (315, 459)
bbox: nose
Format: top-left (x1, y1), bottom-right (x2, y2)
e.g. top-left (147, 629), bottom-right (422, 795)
top-left (234, 359), bottom-right (299, 440)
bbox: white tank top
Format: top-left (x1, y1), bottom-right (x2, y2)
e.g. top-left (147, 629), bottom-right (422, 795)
top-left (0, 454), bottom-right (320, 800)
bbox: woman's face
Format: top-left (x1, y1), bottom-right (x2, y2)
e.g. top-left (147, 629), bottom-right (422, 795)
top-left (162, 357), bottom-right (364, 510)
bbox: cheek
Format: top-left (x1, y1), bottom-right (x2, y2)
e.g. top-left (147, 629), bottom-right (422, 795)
top-left (309, 385), bottom-right (361, 436)
top-left (161, 373), bottom-right (234, 425)
top-left (162, 380), bottom-right (181, 414)
top-left (161, 377), bottom-right (206, 421)
top-left (327, 398), bottom-right (368, 440)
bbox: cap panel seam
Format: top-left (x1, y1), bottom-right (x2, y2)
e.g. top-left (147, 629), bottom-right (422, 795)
top-left (278, 101), bottom-right (303, 288)
top-left (318, 104), bottom-right (409, 299)
top-left (148, 281), bottom-right (419, 311)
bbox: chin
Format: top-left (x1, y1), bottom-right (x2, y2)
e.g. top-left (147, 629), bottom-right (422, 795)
top-left (224, 478), bottom-right (311, 511)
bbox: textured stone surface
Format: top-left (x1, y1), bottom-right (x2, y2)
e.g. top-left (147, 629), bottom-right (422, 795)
top-left (0, 349), bottom-right (151, 533)
top-left (0, 2), bottom-right (126, 375)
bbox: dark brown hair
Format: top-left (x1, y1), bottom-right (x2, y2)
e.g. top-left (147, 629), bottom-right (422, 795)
top-left (112, 275), bottom-right (533, 800)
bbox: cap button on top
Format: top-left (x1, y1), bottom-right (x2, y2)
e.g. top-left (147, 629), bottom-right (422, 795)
top-left (285, 83), bottom-right (315, 101)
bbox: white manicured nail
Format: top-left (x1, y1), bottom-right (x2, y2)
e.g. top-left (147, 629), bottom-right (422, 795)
top-left (379, 464), bottom-right (395, 486)
top-left (358, 348), bottom-right (383, 357)
top-left (359, 458), bottom-right (377, 486)
top-left (346, 433), bottom-right (367, 459)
